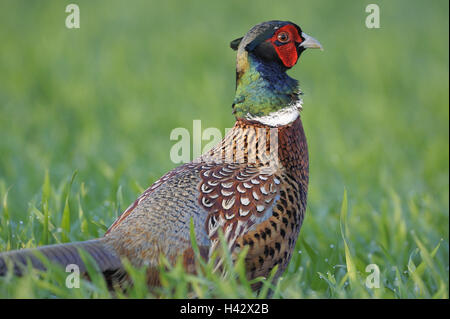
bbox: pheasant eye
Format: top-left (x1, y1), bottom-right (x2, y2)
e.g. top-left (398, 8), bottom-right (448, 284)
top-left (277, 31), bottom-right (290, 43)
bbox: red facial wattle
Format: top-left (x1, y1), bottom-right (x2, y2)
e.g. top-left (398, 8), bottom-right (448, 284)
top-left (268, 25), bottom-right (303, 68)
top-left (274, 42), bottom-right (298, 68)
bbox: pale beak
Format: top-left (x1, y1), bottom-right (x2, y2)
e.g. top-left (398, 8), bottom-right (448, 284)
top-left (300, 32), bottom-right (323, 51)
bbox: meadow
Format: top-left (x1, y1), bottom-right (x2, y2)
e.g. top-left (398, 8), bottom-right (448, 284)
top-left (0, 0), bottom-right (448, 298)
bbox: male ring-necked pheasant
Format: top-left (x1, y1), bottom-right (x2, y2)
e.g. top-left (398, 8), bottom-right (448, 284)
top-left (0, 21), bottom-right (322, 288)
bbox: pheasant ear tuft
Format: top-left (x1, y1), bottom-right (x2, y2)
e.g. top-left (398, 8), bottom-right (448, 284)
top-left (230, 37), bottom-right (243, 51)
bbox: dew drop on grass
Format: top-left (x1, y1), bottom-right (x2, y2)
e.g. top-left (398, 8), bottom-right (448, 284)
top-left (330, 244), bottom-right (334, 249)
top-left (324, 258), bottom-right (328, 263)
top-left (298, 250), bottom-right (302, 254)
top-left (19, 220), bottom-right (23, 225)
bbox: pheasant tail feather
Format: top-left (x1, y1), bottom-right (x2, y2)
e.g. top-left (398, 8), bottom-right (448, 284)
top-left (0, 238), bottom-right (122, 277)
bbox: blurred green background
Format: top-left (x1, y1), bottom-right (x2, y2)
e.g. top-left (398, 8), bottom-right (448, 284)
top-left (0, 0), bottom-right (448, 298)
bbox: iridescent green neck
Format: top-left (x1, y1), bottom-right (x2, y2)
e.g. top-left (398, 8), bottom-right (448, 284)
top-left (232, 54), bottom-right (300, 119)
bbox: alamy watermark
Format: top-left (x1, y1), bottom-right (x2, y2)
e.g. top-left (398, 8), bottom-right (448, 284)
top-left (65, 264), bottom-right (80, 288)
top-left (365, 4), bottom-right (380, 29)
top-left (65, 4), bottom-right (80, 29)
top-left (169, 120), bottom-right (279, 166)
top-left (365, 263), bottom-right (380, 288)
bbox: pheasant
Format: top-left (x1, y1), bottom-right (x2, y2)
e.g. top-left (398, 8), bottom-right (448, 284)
top-left (0, 21), bottom-right (322, 288)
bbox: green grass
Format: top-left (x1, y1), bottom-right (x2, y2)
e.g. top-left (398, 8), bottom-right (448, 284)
top-left (0, 0), bottom-right (448, 298)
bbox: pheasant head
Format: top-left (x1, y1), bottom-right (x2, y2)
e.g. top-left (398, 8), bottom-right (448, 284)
top-left (230, 21), bottom-right (322, 126)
